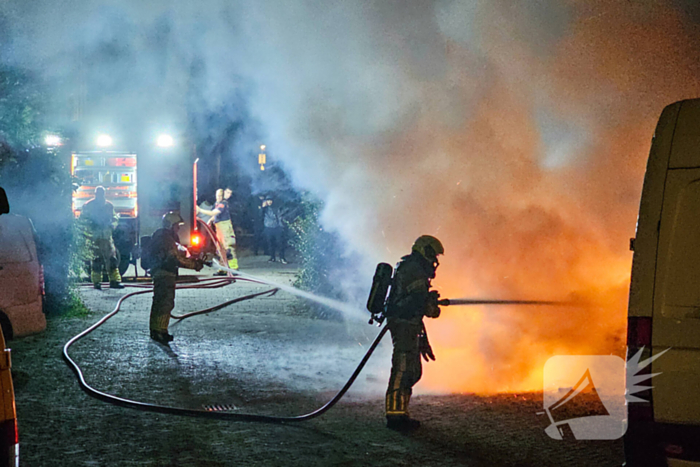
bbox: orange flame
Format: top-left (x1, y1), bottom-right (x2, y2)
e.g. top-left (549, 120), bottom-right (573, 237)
top-left (338, 2), bottom-right (700, 395)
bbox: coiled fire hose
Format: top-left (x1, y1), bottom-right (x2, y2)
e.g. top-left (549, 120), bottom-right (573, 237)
top-left (62, 276), bottom-right (389, 423)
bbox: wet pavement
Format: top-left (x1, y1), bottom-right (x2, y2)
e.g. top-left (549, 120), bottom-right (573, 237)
top-left (8, 254), bottom-right (624, 466)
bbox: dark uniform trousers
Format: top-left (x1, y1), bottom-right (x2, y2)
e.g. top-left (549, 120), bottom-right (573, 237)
top-left (90, 237), bottom-right (121, 285)
top-left (146, 226), bottom-right (201, 335)
top-left (386, 317), bottom-right (423, 417)
top-left (149, 271), bottom-right (177, 333)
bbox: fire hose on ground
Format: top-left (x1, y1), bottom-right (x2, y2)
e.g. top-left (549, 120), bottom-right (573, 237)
top-left (62, 275), bottom-right (391, 423)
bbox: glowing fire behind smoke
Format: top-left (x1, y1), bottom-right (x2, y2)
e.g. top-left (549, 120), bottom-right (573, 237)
top-left (300, 1), bottom-right (700, 394)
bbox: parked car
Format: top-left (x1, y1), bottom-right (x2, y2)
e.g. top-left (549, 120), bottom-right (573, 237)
top-left (0, 191), bottom-right (46, 339)
top-left (626, 98), bottom-right (700, 466)
top-left (0, 187), bottom-right (21, 466)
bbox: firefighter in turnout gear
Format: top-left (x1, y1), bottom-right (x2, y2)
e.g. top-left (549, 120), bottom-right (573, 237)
top-left (82, 186), bottom-right (123, 289)
top-left (148, 211), bottom-right (203, 343)
top-left (385, 235), bottom-right (444, 431)
top-left (197, 188), bottom-right (238, 273)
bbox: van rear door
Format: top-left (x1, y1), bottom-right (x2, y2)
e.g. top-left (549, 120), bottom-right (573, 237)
top-left (649, 99), bottom-right (700, 423)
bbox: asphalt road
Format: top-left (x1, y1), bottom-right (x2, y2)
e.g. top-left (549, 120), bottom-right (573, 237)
top-left (9, 255), bottom-right (624, 466)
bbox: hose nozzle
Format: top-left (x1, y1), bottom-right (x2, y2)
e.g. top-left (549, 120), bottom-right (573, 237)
top-left (437, 298), bottom-right (565, 307)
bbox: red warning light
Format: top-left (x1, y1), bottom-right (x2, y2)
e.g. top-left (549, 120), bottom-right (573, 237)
top-left (191, 233), bottom-right (201, 247)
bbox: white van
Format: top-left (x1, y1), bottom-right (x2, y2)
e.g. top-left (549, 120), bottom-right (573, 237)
top-left (626, 98), bottom-right (700, 466)
top-left (0, 211), bottom-right (47, 339)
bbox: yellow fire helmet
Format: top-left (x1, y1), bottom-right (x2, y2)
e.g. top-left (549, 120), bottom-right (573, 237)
top-left (412, 235), bottom-right (445, 262)
top-left (162, 211), bottom-right (185, 229)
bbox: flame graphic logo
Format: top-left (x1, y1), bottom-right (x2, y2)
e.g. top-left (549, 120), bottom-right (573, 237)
top-left (625, 347), bottom-right (670, 404)
top-left (541, 349), bottom-right (669, 440)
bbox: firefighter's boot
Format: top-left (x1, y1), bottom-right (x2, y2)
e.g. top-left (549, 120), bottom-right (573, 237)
top-left (150, 330), bottom-right (174, 343)
top-left (386, 392), bottom-right (420, 431)
top-left (91, 267), bottom-right (103, 289)
top-left (386, 415), bottom-right (421, 431)
top-left (108, 265), bottom-right (123, 288)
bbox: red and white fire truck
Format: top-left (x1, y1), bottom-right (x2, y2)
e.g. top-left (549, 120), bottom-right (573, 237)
top-left (70, 142), bottom-right (202, 276)
top-left (71, 151), bottom-right (140, 275)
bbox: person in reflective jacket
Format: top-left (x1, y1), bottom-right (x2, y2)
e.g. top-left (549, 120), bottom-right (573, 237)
top-left (384, 235), bottom-right (444, 431)
top-left (148, 211), bottom-right (203, 343)
top-left (197, 188), bottom-right (238, 273)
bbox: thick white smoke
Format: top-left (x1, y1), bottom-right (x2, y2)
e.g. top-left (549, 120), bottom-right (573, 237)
top-left (3, 0), bottom-right (700, 392)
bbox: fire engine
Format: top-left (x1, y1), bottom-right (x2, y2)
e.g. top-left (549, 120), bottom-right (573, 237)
top-left (70, 133), bottom-right (201, 277)
top-left (71, 150), bottom-right (139, 275)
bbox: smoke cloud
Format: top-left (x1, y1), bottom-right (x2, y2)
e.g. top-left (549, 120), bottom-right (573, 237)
top-left (3, 0), bottom-right (700, 392)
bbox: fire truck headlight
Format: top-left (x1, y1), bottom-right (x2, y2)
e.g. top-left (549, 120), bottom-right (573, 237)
top-left (45, 135), bottom-right (62, 147)
top-left (157, 134), bottom-right (174, 148)
top-left (97, 134), bottom-right (113, 147)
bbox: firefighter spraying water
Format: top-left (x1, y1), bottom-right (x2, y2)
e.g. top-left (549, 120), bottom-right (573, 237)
top-left (366, 236), bottom-right (568, 431)
top-left (366, 235), bottom-right (445, 431)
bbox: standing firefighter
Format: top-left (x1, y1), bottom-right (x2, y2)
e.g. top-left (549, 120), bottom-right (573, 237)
top-left (82, 186), bottom-right (123, 289)
top-left (385, 235), bottom-right (444, 431)
top-left (197, 188), bottom-right (238, 273)
top-left (148, 211), bottom-right (203, 343)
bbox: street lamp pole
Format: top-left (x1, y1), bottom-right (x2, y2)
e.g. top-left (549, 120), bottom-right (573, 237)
top-left (258, 144), bottom-right (266, 171)
top-left (193, 154), bottom-right (199, 235)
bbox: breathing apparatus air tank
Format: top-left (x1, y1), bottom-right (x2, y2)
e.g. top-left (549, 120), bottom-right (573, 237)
top-left (366, 262), bottom-right (393, 324)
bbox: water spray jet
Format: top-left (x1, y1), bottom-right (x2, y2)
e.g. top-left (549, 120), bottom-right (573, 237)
top-left (212, 259), bottom-right (367, 320)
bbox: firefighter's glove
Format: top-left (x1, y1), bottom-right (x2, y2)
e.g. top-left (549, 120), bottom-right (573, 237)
top-left (428, 290), bottom-right (440, 306)
top-left (426, 290), bottom-right (441, 318)
top-left (419, 330), bottom-right (436, 362)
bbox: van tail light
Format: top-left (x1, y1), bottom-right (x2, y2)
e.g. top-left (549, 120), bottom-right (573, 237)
top-left (38, 266), bottom-right (45, 296)
top-left (627, 317), bottom-right (654, 423)
top-left (627, 317), bottom-right (651, 347)
top-left (664, 444), bottom-right (684, 458)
